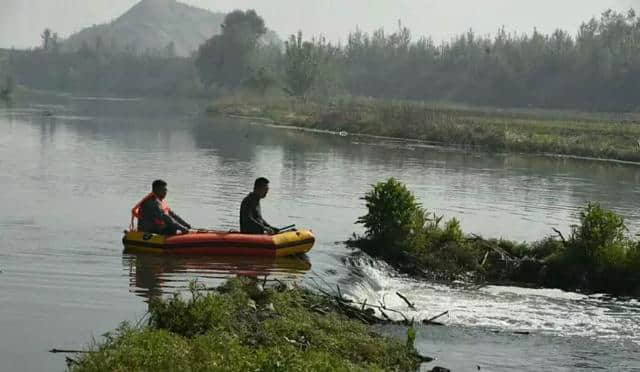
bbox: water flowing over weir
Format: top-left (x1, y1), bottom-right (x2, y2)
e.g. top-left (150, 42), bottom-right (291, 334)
top-left (1, 95), bottom-right (639, 371)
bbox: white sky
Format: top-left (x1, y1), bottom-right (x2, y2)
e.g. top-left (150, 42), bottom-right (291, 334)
top-left (1, 0), bottom-right (639, 48)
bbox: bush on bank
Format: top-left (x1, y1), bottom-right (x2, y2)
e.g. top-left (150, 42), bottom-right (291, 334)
top-left (72, 278), bottom-right (425, 372)
top-left (350, 178), bottom-right (640, 295)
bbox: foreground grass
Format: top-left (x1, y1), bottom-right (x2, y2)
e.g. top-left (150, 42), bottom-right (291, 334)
top-left (72, 278), bottom-right (424, 372)
top-left (350, 178), bottom-right (640, 296)
top-left (210, 95), bottom-right (640, 163)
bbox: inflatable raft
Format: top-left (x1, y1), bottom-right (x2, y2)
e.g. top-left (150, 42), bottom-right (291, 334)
top-left (122, 229), bottom-right (315, 257)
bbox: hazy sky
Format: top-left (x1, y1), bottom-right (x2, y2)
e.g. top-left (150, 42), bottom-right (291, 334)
top-left (2, 0), bottom-right (640, 49)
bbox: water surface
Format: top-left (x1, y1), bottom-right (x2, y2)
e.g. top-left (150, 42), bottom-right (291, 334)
top-left (0, 95), bottom-right (639, 371)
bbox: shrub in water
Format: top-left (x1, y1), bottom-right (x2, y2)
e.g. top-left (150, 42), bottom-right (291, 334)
top-left (357, 178), bottom-right (426, 257)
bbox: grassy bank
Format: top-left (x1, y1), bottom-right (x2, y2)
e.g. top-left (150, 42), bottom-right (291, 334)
top-left (349, 179), bottom-right (640, 296)
top-left (71, 278), bottom-right (428, 371)
top-left (210, 95), bottom-right (640, 163)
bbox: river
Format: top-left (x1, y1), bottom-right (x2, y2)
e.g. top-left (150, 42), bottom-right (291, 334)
top-left (0, 94), bottom-right (638, 371)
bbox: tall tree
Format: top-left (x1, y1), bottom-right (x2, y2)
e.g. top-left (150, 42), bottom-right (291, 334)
top-left (195, 10), bottom-right (266, 87)
top-left (41, 28), bottom-right (52, 50)
top-left (283, 31), bottom-right (327, 97)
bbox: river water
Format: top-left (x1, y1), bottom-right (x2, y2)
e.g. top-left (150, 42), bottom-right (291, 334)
top-left (0, 95), bottom-right (638, 371)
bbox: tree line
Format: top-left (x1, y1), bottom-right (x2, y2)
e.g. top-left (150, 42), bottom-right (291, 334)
top-left (5, 28), bottom-right (199, 96)
top-left (5, 9), bottom-right (640, 110)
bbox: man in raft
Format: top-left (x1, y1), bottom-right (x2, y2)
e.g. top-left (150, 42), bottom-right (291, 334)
top-left (240, 177), bottom-right (279, 234)
top-left (131, 179), bottom-right (191, 235)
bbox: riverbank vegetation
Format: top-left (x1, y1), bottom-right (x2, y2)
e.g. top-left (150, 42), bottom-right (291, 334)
top-left (203, 8), bottom-right (640, 112)
top-left (7, 6), bottom-right (640, 113)
top-left (211, 95), bottom-right (640, 162)
top-left (348, 178), bottom-right (640, 296)
top-left (70, 277), bottom-right (429, 371)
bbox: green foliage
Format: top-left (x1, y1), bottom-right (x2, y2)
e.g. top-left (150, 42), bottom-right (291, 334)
top-left (7, 48), bottom-right (200, 96)
top-left (406, 327), bottom-right (416, 350)
top-left (274, 9), bottom-right (640, 110)
top-left (350, 178), bottom-right (640, 294)
top-left (195, 10), bottom-right (266, 88)
top-left (73, 278), bottom-right (423, 372)
top-left (282, 32), bottom-right (323, 97)
top-left (538, 202), bottom-right (640, 292)
top-left (357, 178), bottom-right (426, 257)
top-left (569, 202), bottom-right (629, 264)
top-left (148, 279), bottom-right (245, 337)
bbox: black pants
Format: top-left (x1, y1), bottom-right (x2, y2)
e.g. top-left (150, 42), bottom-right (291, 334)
top-left (159, 226), bottom-right (179, 235)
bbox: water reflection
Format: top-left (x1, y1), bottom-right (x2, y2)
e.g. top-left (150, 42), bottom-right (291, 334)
top-left (122, 252), bottom-right (312, 301)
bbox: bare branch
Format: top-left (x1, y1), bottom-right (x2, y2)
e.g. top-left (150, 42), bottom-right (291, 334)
top-left (396, 291), bottom-right (416, 309)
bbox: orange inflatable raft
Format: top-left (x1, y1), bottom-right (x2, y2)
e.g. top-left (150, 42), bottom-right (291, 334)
top-left (122, 229), bottom-right (315, 257)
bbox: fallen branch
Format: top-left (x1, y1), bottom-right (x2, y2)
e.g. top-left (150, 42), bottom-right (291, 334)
top-left (422, 310), bottom-right (449, 325)
top-left (49, 349), bottom-right (95, 354)
top-left (469, 234), bottom-right (515, 261)
top-left (396, 292), bottom-right (416, 310)
top-left (307, 276), bottom-right (444, 326)
top-left (480, 250), bottom-right (490, 267)
top-left (552, 228), bottom-right (567, 246)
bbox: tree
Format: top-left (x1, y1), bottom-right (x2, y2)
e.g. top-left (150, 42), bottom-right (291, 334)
top-left (165, 41), bottom-right (176, 58)
top-left (283, 31), bottom-right (323, 97)
top-left (41, 28), bottom-right (52, 50)
top-left (51, 32), bottom-right (60, 54)
top-left (195, 10), bottom-right (266, 87)
top-left (244, 67), bottom-right (276, 95)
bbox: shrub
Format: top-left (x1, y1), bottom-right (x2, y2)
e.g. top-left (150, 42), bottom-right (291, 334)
top-left (356, 178), bottom-right (426, 257)
top-left (568, 202), bottom-right (629, 268)
top-left (543, 202), bottom-right (638, 292)
top-left (353, 179), bottom-right (640, 294)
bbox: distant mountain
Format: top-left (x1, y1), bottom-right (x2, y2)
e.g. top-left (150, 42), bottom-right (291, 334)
top-left (61, 0), bottom-right (226, 57)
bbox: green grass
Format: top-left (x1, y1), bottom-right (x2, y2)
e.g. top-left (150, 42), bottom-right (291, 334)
top-left (72, 278), bottom-right (424, 372)
top-left (210, 95), bottom-right (640, 163)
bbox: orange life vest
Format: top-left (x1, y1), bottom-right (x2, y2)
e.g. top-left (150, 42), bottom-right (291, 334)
top-left (130, 192), bottom-right (171, 231)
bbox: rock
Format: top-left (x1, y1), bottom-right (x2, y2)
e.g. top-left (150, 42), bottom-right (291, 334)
top-left (364, 308), bottom-right (375, 315)
top-left (429, 367), bottom-right (450, 372)
top-left (265, 303), bottom-right (276, 312)
top-left (247, 299), bottom-right (257, 310)
top-left (416, 352), bottom-right (434, 362)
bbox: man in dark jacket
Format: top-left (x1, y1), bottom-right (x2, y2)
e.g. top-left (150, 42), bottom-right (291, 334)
top-left (240, 177), bottom-right (278, 234)
top-left (134, 180), bottom-right (191, 235)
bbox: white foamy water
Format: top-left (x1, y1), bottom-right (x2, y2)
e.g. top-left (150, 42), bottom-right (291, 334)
top-left (341, 254), bottom-right (640, 346)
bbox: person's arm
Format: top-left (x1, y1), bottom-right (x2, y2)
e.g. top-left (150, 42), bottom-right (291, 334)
top-left (162, 213), bottom-right (188, 232)
top-left (253, 204), bottom-right (277, 233)
top-left (151, 201), bottom-right (187, 232)
top-left (169, 210), bottom-right (191, 229)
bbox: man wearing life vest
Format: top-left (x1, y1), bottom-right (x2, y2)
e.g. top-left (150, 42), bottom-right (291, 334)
top-left (131, 179), bottom-right (191, 235)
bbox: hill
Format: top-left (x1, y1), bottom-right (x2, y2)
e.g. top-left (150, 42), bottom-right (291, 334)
top-left (61, 0), bottom-right (226, 57)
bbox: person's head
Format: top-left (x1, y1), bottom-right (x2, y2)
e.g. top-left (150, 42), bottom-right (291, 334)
top-left (253, 177), bottom-right (269, 198)
top-left (152, 179), bottom-right (168, 200)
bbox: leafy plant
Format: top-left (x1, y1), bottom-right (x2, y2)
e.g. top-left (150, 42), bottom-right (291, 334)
top-left (356, 178), bottom-right (426, 256)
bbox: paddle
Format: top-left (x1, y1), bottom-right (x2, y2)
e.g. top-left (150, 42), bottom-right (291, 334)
top-left (276, 224), bottom-right (296, 233)
top-left (189, 224), bottom-right (296, 234)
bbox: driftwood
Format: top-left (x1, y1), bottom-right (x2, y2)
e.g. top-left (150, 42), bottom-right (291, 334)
top-left (422, 310), bottom-right (449, 325)
top-left (49, 349), bottom-right (95, 354)
top-left (469, 234), bottom-right (515, 261)
top-left (552, 227), bottom-right (567, 246)
top-left (396, 292), bottom-right (416, 309)
top-left (308, 277), bottom-right (448, 327)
